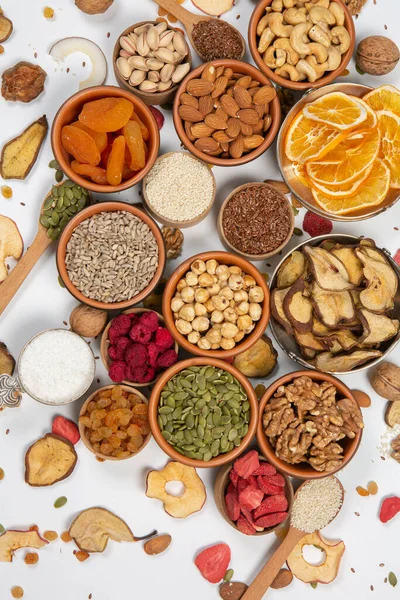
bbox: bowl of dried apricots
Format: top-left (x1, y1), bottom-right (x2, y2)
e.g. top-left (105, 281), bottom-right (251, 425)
top-left (51, 85), bottom-right (160, 193)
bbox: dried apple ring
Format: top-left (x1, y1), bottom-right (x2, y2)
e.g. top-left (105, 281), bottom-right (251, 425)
top-left (287, 531), bottom-right (345, 584)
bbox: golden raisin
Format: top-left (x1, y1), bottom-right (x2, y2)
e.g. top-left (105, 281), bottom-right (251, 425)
top-left (60, 531), bottom-right (72, 543)
top-left (24, 552), bottom-right (39, 565)
top-left (11, 587), bottom-right (24, 599)
top-left (0, 45), bottom-right (4, 55)
top-left (356, 486), bottom-right (369, 497)
top-left (43, 530), bottom-right (58, 542)
top-left (29, 524), bottom-right (39, 531)
top-left (0, 468), bottom-right (4, 480)
top-left (43, 6), bottom-right (54, 18)
top-left (367, 481), bottom-right (378, 495)
top-left (1, 186), bottom-right (12, 199)
top-left (75, 550), bottom-right (90, 562)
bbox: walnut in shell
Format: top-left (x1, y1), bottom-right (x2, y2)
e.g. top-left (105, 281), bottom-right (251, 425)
top-left (369, 361), bottom-right (400, 402)
top-left (356, 36), bottom-right (400, 76)
top-left (2, 62), bottom-right (47, 103)
top-left (69, 304), bottom-right (108, 338)
top-left (75, 0), bottom-right (113, 14)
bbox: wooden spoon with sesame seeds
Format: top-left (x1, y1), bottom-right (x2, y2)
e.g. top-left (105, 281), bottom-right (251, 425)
top-left (241, 477), bottom-right (344, 600)
top-left (152, 0), bottom-right (245, 62)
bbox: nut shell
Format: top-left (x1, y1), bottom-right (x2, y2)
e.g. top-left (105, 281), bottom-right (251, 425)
top-left (69, 304), bottom-right (108, 338)
top-left (356, 36), bottom-right (400, 76)
top-left (369, 361), bottom-right (400, 401)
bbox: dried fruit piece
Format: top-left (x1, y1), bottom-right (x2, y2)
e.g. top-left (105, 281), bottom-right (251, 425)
top-left (60, 531), bottom-right (72, 543)
top-left (25, 434), bottom-right (78, 487)
top-left (0, 530), bottom-right (48, 562)
top-left (143, 534), bottom-right (171, 555)
top-left (287, 531), bottom-right (345, 584)
top-left (61, 125), bottom-right (101, 165)
top-left (0, 14), bottom-right (12, 42)
top-left (0, 341), bottom-right (15, 375)
top-left (356, 486), bottom-right (369, 497)
top-left (379, 496), bottom-right (400, 523)
top-left (358, 309), bottom-right (399, 346)
top-left (123, 120), bottom-right (145, 172)
top-left (271, 568), bottom-right (293, 589)
top-left (106, 135), bottom-right (126, 186)
top-left (79, 98), bottom-right (134, 132)
top-left (352, 390), bottom-right (371, 408)
top-left (219, 582), bottom-right (248, 600)
top-left (367, 481), bottom-right (378, 495)
top-left (11, 587), bottom-right (24, 599)
top-left (2, 62), bottom-right (47, 103)
top-left (356, 248), bottom-right (398, 313)
top-left (43, 531), bottom-right (58, 542)
top-left (276, 251), bottom-right (306, 289)
top-left (233, 450), bottom-right (259, 479)
top-left (314, 350), bottom-right (382, 372)
top-left (75, 550), bottom-right (90, 561)
top-left (52, 416), bottom-right (80, 445)
top-left (146, 462), bottom-right (206, 519)
top-left (24, 551), bottom-right (39, 565)
top-left (233, 335), bottom-right (277, 378)
top-left (283, 279), bottom-right (313, 332)
top-left (71, 161), bottom-right (107, 184)
top-left (304, 246), bottom-right (353, 291)
top-left (71, 121), bottom-right (108, 153)
top-left (149, 106), bottom-right (165, 130)
top-left (195, 543), bottom-right (231, 584)
top-left (0, 115), bottom-right (48, 179)
top-left (385, 402), bottom-right (400, 427)
top-left (303, 212), bottom-right (333, 238)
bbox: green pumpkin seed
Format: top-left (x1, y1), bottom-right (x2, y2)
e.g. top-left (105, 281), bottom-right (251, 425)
top-left (186, 414), bottom-right (195, 429)
top-left (203, 451), bottom-right (212, 462)
top-left (212, 412), bottom-right (221, 426)
top-left (73, 186), bottom-right (82, 199)
top-left (193, 438), bottom-right (205, 448)
top-left (51, 227), bottom-right (61, 241)
top-left (40, 215), bottom-right (50, 227)
top-left (46, 227), bottom-right (54, 239)
top-left (162, 430), bottom-right (172, 442)
top-left (166, 396), bottom-right (176, 408)
top-left (54, 496), bottom-right (67, 509)
top-left (77, 197), bottom-right (87, 210)
top-left (52, 186), bottom-right (59, 197)
top-left (44, 196), bottom-right (54, 210)
top-left (228, 428), bottom-right (237, 441)
top-left (157, 416), bottom-right (163, 429)
top-left (64, 179), bottom-right (75, 188)
top-left (55, 169), bottom-right (63, 182)
top-left (220, 435), bottom-right (229, 450)
top-left (49, 159), bottom-right (60, 169)
top-left (159, 406), bottom-right (174, 415)
top-left (224, 569), bottom-right (234, 582)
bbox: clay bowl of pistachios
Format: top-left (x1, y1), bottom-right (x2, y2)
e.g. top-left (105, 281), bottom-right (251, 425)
top-left (113, 20), bottom-right (192, 106)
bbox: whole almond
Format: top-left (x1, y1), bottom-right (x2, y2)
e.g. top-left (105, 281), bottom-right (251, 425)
top-left (215, 66), bottom-right (225, 78)
top-left (154, 48), bottom-right (175, 64)
top-left (215, 107), bottom-right (229, 122)
top-left (146, 27), bottom-right (160, 51)
top-left (173, 31), bottom-right (188, 56)
top-left (255, 103), bottom-right (268, 118)
top-left (143, 534), bottom-right (172, 556)
top-left (213, 130), bottom-right (233, 144)
top-left (264, 114), bottom-right (272, 132)
top-left (271, 569), bottom-right (293, 590)
top-left (202, 64), bottom-right (216, 82)
top-left (233, 86), bottom-right (253, 109)
top-left (220, 95), bottom-right (240, 118)
top-left (160, 63), bottom-right (175, 83)
top-left (264, 180), bottom-right (290, 194)
top-left (159, 30), bottom-right (175, 47)
top-left (253, 85), bottom-right (277, 105)
top-left (195, 137), bottom-right (220, 154)
top-left (180, 93), bottom-right (199, 109)
top-left (199, 95), bottom-right (214, 117)
top-left (226, 117), bottom-right (241, 139)
top-left (220, 141), bottom-right (230, 153)
top-left (223, 67), bottom-right (234, 79)
top-left (185, 120), bottom-right (196, 142)
top-left (249, 80), bottom-right (261, 88)
top-left (352, 390), bottom-right (371, 408)
top-left (240, 121), bottom-right (253, 136)
top-left (237, 108), bottom-right (259, 125)
top-left (187, 79), bottom-right (214, 97)
top-left (229, 134), bottom-right (244, 158)
top-left (191, 122), bottom-right (215, 138)
top-left (243, 134), bottom-right (265, 150)
top-left (235, 75), bottom-right (252, 88)
top-left (219, 582), bottom-right (248, 600)
top-left (178, 105), bottom-right (204, 122)
top-left (205, 113), bottom-right (228, 130)
top-left (252, 119), bottom-right (264, 134)
top-left (211, 76), bottom-right (229, 99)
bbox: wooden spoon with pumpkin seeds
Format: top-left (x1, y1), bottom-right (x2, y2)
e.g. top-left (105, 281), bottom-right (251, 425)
top-left (0, 180), bottom-right (91, 317)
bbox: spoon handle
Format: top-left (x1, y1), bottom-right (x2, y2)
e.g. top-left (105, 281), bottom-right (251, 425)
top-left (152, 0), bottom-right (200, 30)
top-left (0, 228), bottom-right (52, 317)
top-left (241, 528), bottom-right (305, 600)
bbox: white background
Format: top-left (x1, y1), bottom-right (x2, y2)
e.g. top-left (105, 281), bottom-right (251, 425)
top-left (0, 0), bottom-right (400, 599)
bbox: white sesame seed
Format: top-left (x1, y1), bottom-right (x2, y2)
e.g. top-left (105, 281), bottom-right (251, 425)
top-left (290, 477), bottom-right (343, 533)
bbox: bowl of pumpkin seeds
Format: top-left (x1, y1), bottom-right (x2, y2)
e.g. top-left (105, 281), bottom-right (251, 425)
top-left (40, 179), bottom-right (92, 242)
top-left (148, 357), bottom-right (258, 468)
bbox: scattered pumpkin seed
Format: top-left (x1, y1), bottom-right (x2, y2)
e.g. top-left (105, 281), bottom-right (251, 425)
top-left (49, 159), bottom-right (60, 169)
top-left (224, 569), bottom-right (234, 582)
top-left (389, 572), bottom-right (397, 587)
top-left (55, 169), bottom-right (63, 182)
top-left (310, 582), bottom-right (318, 589)
top-left (293, 227), bottom-right (303, 236)
top-left (0, 524), bottom-right (4, 533)
top-left (54, 496), bottom-right (67, 509)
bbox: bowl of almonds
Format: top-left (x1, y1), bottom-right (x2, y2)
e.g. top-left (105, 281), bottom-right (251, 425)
top-left (173, 59), bottom-right (281, 166)
top-left (113, 21), bottom-right (192, 106)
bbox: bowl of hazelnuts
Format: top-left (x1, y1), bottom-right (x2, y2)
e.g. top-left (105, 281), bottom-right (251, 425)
top-left (162, 251), bottom-right (270, 359)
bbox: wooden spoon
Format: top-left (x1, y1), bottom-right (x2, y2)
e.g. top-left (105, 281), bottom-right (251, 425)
top-left (152, 0), bottom-right (246, 61)
top-left (241, 477), bottom-right (345, 600)
top-left (0, 183), bottom-right (91, 317)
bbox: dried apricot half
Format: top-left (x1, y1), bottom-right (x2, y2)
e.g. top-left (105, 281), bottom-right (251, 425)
top-left (71, 161), bottom-right (107, 185)
top-left (61, 125), bottom-right (100, 165)
top-left (123, 120), bottom-right (145, 172)
top-left (106, 136), bottom-right (126, 186)
top-left (79, 98), bottom-right (134, 133)
top-left (70, 121), bottom-right (108, 153)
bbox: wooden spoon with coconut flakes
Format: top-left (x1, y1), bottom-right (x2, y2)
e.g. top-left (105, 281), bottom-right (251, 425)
top-left (152, 0), bottom-right (245, 62)
top-left (241, 477), bottom-right (344, 600)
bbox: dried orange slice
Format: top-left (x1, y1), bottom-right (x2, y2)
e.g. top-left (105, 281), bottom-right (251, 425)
top-left (377, 110), bottom-right (400, 188)
top-left (303, 92), bottom-right (368, 131)
top-left (285, 110), bottom-right (345, 164)
top-left (292, 162), bottom-right (311, 188)
top-left (306, 127), bottom-right (381, 186)
top-left (349, 96), bottom-right (377, 129)
top-left (364, 85), bottom-right (400, 117)
top-left (311, 159), bottom-right (390, 215)
top-left (309, 165), bottom-right (373, 197)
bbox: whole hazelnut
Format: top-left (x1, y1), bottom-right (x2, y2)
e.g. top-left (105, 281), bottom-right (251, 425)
top-left (356, 36), bottom-right (400, 76)
top-left (70, 304), bottom-right (108, 338)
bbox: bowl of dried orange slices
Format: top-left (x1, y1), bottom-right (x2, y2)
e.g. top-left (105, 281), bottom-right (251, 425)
top-left (277, 83), bottom-right (400, 221)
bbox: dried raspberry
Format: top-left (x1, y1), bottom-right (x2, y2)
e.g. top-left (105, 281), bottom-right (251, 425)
top-left (108, 345), bottom-right (118, 361)
top-left (139, 311), bottom-right (159, 333)
top-left (113, 336), bottom-right (132, 360)
top-left (111, 314), bottom-right (131, 335)
top-left (108, 327), bottom-right (121, 344)
top-left (129, 365), bottom-right (155, 383)
top-left (303, 211), bottom-right (333, 238)
top-left (108, 361), bottom-right (127, 382)
top-left (128, 313), bottom-right (139, 322)
top-left (142, 367), bottom-right (156, 383)
top-left (129, 322), bottom-right (152, 344)
top-left (155, 327), bottom-right (174, 351)
top-left (125, 343), bottom-right (148, 367)
top-left (147, 342), bottom-right (160, 368)
top-left (254, 512), bottom-right (288, 529)
top-left (394, 249), bottom-right (400, 266)
top-left (236, 515), bottom-right (256, 535)
top-left (157, 349), bottom-right (178, 368)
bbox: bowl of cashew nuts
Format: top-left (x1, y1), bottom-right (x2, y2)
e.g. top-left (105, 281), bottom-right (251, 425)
top-left (248, 0), bottom-right (355, 90)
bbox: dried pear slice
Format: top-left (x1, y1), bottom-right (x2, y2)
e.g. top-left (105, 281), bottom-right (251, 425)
top-left (312, 282), bottom-right (355, 328)
top-left (304, 246), bottom-right (354, 291)
top-left (355, 248), bottom-right (398, 313)
top-left (271, 288), bottom-right (293, 335)
top-left (283, 279), bottom-right (313, 332)
top-left (358, 245), bottom-right (387, 264)
top-left (25, 433), bottom-right (77, 487)
top-left (301, 347), bottom-right (317, 359)
top-left (359, 238), bottom-right (376, 249)
top-left (69, 507), bottom-right (137, 553)
top-left (0, 115), bottom-right (48, 179)
top-left (314, 349), bottom-right (382, 372)
top-left (294, 330), bottom-right (325, 352)
top-left (276, 251), bottom-right (306, 289)
top-left (331, 247), bottom-right (364, 286)
top-left (319, 329), bottom-right (359, 353)
top-left (358, 309), bottom-right (399, 346)
top-left (312, 317), bottom-right (331, 336)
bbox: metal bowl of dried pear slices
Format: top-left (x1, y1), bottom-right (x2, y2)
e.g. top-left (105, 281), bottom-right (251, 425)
top-left (269, 234), bottom-right (400, 375)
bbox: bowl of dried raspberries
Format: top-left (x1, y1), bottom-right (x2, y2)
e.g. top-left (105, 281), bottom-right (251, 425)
top-left (78, 384), bottom-right (151, 460)
top-left (257, 371), bottom-right (364, 479)
top-left (100, 309), bottom-right (179, 387)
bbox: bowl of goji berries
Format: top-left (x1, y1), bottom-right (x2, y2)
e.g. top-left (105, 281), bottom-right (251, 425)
top-left (51, 85), bottom-right (160, 193)
top-left (100, 308), bottom-right (179, 387)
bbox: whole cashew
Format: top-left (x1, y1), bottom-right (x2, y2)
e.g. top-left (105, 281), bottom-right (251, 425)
top-left (305, 0), bottom-right (329, 9)
top-left (309, 24), bottom-right (331, 47)
top-left (309, 6), bottom-right (336, 25)
top-left (331, 25), bottom-right (351, 53)
top-left (308, 42), bottom-right (328, 63)
top-left (275, 62), bottom-right (301, 81)
top-left (271, 0), bottom-right (284, 11)
top-left (257, 12), bottom-right (270, 36)
top-left (269, 13), bottom-right (294, 37)
top-left (274, 37), bottom-right (300, 65)
top-left (264, 46), bottom-right (287, 68)
top-left (290, 22), bottom-right (312, 55)
top-left (258, 27), bottom-right (276, 53)
top-left (296, 58), bottom-right (318, 81)
top-left (329, 2), bottom-right (345, 26)
top-left (326, 45), bottom-right (341, 70)
top-left (284, 7), bottom-right (307, 24)
top-left (306, 55), bottom-right (329, 78)
top-left (283, 0), bottom-right (296, 6)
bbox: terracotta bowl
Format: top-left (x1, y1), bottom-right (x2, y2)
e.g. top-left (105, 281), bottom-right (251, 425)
top-left (214, 454), bottom-right (294, 536)
top-left (56, 202), bottom-right (166, 311)
top-left (142, 151), bottom-right (217, 228)
top-left (79, 384), bottom-right (151, 461)
top-left (173, 59), bottom-right (281, 167)
top-left (257, 370), bottom-right (363, 479)
top-left (148, 357), bottom-right (258, 468)
top-left (100, 308), bottom-right (179, 388)
top-left (51, 85), bottom-right (160, 193)
top-left (248, 0), bottom-right (355, 91)
top-left (113, 21), bottom-right (192, 106)
top-left (217, 182), bottom-right (295, 261)
top-left (162, 251), bottom-right (270, 359)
